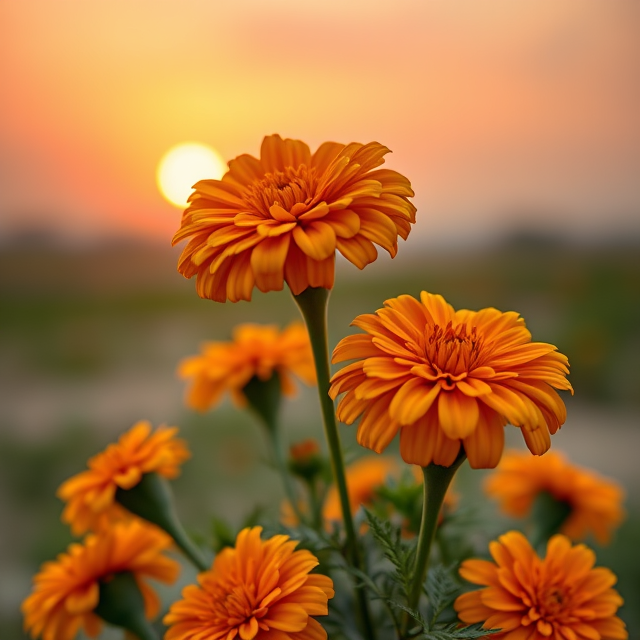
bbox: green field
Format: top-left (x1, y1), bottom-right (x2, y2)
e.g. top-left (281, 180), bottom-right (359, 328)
top-left (1, 239), bottom-right (639, 638)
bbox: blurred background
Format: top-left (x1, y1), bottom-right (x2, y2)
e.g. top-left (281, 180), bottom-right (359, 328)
top-left (1, 1), bottom-right (639, 637)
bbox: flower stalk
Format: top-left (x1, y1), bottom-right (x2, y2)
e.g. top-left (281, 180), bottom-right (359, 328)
top-left (403, 455), bottom-right (466, 635)
top-left (243, 373), bottom-right (307, 525)
top-left (293, 285), bottom-right (375, 640)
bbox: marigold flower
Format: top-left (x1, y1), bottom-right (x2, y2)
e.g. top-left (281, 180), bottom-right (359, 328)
top-left (323, 456), bottom-right (398, 523)
top-left (163, 526), bottom-right (334, 640)
top-left (173, 134), bottom-right (416, 302)
top-left (485, 450), bottom-right (625, 544)
top-left (290, 438), bottom-right (321, 462)
top-left (329, 292), bottom-right (572, 469)
top-left (178, 322), bottom-right (316, 410)
top-left (22, 520), bottom-right (180, 640)
top-left (455, 530), bottom-right (628, 640)
top-left (58, 420), bottom-right (190, 535)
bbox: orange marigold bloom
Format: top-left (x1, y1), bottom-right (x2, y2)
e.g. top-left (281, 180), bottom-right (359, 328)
top-left (455, 531), bottom-right (628, 640)
top-left (164, 526), bottom-right (334, 640)
top-left (485, 450), bottom-right (625, 544)
top-left (22, 519), bottom-right (180, 640)
top-left (57, 420), bottom-right (190, 535)
top-left (323, 456), bottom-right (398, 523)
top-left (329, 292), bottom-right (572, 469)
top-left (178, 322), bottom-right (316, 410)
top-left (173, 134), bottom-right (416, 302)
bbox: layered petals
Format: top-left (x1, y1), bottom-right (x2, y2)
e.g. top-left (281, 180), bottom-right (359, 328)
top-left (177, 322), bottom-right (316, 411)
top-left (455, 531), bottom-right (627, 640)
top-left (164, 526), bottom-right (334, 640)
top-left (22, 520), bottom-right (179, 640)
top-left (485, 450), bottom-right (626, 544)
top-left (173, 134), bottom-right (416, 302)
top-left (57, 421), bottom-right (190, 535)
top-left (330, 291), bottom-right (572, 468)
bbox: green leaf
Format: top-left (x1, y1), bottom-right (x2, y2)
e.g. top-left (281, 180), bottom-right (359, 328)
top-left (425, 565), bottom-right (461, 626)
top-left (363, 508), bottom-right (415, 598)
top-left (418, 622), bottom-right (499, 639)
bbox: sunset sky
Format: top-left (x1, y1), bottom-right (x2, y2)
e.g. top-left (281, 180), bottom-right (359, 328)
top-left (1, 0), bottom-right (639, 247)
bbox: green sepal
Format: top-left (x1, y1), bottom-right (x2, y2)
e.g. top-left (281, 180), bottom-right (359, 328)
top-left (530, 490), bottom-right (572, 549)
top-left (115, 472), bottom-right (208, 571)
top-left (94, 571), bottom-right (159, 640)
top-left (242, 372), bottom-right (282, 432)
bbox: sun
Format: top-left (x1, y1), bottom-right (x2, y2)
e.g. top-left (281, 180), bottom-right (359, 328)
top-left (157, 142), bottom-right (227, 208)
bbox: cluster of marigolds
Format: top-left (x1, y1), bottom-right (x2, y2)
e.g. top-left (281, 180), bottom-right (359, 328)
top-left (23, 135), bottom-right (628, 640)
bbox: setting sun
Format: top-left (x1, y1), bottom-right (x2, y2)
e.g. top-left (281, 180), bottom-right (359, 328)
top-left (157, 142), bottom-right (227, 208)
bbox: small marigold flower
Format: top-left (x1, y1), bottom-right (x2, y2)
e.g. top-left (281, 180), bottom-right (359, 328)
top-left (58, 421), bottom-right (190, 535)
top-left (455, 530), bottom-right (628, 640)
top-left (173, 134), bottom-right (416, 302)
top-left (323, 456), bottom-right (398, 523)
top-left (329, 292), bottom-right (572, 469)
top-left (22, 519), bottom-right (180, 640)
top-left (288, 438), bottom-right (324, 482)
top-left (178, 322), bottom-right (316, 410)
top-left (163, 526), bottom-right (335, 640)
top-left (290, 438), bottom-right (322, 461)
top-left (485, 450), bottom-right (626, 544)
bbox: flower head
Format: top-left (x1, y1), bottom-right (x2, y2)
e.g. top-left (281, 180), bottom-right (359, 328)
top-left (58, 421), bottom-right (190, 535)
top-left (329, 292), bottom-right (572, 469)
top-left (22, 519), bottom-right (180, 640)
top-left (455, 530), bottom-right (627, 640)
top-left (485, 450), bottom-right (625, 544)
top-left (178, 322), bottom-right (316, 410)
top-left (163, 526), bottom-right (334, 640)
top-left (173, 134), bottom-right (416, 302)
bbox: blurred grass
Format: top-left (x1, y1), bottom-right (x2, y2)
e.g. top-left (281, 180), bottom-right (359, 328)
top-left (1, 238), bottom-right (639, 637)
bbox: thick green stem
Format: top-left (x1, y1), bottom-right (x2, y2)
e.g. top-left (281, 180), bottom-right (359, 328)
top-left (403, 455), bottom-right (466, 636)
top-left (293, 286), bottom-right (375, 640)
top-left (243, 374), bottom-right (306, 525)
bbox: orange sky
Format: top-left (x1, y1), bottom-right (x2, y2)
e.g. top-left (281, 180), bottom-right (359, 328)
top-left (1, 0), bottom-right (639, 246)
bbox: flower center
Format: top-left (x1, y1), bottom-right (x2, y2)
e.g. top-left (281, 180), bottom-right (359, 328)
top-left (218, 583), bottom-right (274, 640)
top-left (423, 321), bottom-right (483, 381)
top-left (244, 165), bottom-right (318, 216)
top-left (538, 586), bottom-right (565, 616)
top-left (522, 584), bottom-right (571, 636)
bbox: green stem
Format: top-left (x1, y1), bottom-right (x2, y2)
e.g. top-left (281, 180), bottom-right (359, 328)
top-left (307, 478), bottom-right (323, 531)
top-left (272, 419), bottom-right (308, 525)
top-left (293, 286), bottom-right (375, 640)
top-left (243, 374), bottom-right (307, 526)
top-left (403, 455), bottom-right (466, 636)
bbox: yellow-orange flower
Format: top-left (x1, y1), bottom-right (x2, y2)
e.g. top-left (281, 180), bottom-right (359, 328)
top-left (323, 456), bottom-right (398, 523)
top-left (173, 134), bottom-right (416, 302)
top-left (58, 421), bottom-right (190, 535)
top-left (22, 519), bottom-right (180, 640)
top-left (329, 292), bottom-right (572, 469)
top-left (178, 322), bottom-right (316, 410)
top-left (485, 450), bottom-right (625, 544)
top-left (164, 526), bottom-right (334, 640)
top-left (455, 531), bottom-right (627, 640)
